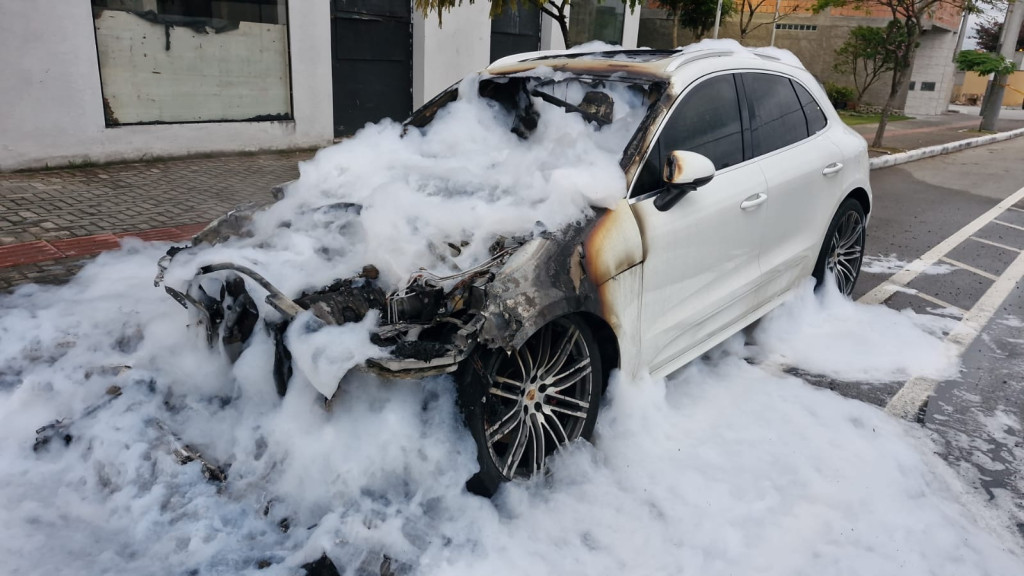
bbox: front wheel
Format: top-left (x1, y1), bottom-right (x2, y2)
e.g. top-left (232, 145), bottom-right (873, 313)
top-left (458, 315), bottom-right (603, 497)
top-left (813, 198), bottom-right (866, 296)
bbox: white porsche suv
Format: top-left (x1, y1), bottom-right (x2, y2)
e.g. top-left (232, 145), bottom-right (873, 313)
top-left (158, 43), bottom-right (871, 496)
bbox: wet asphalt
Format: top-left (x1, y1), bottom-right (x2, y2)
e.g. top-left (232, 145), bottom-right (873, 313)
top-left (842, 137), bottom-right (1024, 530)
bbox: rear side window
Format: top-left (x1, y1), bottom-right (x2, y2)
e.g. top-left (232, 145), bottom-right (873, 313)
top-left (743, 73), bottom-right (808, 157)
top-left (793, 82), bottom-right (827, 135)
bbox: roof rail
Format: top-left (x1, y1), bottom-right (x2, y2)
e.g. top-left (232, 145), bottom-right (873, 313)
top-left (664, 49), bottom-right (736, 73)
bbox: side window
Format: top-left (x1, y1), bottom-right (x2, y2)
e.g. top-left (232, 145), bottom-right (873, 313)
top-left (793, 81), bottom-right (828, 135)
top-left (744, 73), bottom-right (809, 157)
top-left (661, 74), bottom-right (745, 171)
top-left (632, 74), bottom-right (744, 197)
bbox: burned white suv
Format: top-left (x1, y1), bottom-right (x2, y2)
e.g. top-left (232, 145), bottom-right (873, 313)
top-left (157, 42), bottom-right (871, 496)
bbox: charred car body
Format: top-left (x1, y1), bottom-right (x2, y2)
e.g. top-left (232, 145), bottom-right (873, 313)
top-left (157, 45), bottom-right (872, 496)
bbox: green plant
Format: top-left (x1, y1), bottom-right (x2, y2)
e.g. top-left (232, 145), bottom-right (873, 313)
top-left (825, 82), bottom-right (857, 108)
top-left (833, 24), bottom-right (903, 103)
top-left (955, 50), bottom-right (1018, 77)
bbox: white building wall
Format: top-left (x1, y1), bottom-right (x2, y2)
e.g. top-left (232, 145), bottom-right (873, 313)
top-left (904, 28), bottom-right (960, 116)
top-left (0, 0), bottom-right (334, 172)
top-left (413, 3), bottom-right (492, 108)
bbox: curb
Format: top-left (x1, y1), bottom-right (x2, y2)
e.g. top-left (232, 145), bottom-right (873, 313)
top-left (869, 126), bottom-right (1024, 170)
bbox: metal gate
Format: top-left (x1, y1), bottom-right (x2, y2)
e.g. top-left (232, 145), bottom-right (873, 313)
top-left (490, 2), bottom-right (541, 63)
top-left (331, 0), bottom-right (412, 137)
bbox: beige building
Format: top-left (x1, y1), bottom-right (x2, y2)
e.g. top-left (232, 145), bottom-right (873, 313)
top-left (638, 1), bottom-right (965, 115)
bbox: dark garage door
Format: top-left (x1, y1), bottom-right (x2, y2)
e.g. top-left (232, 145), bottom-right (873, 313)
top-left (490, 2), bottom-right (541, 63)
top-left (331, 0), bottom-right (412, 137)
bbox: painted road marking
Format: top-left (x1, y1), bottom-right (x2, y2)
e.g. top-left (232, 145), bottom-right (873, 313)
top-left (859, 185), bottom-right (1024, 306)
top-left (886, 247), bottom-right (1024, 420)
top-left (939, 256), bottom-right (1000, 282)
top-left (863, 185), bottom-right (1024, 420)
top-left (906, 289), bottom-right (967, 315)
top-left (993, 219), bottom-right (1024, 233)
top-left (968, 236), bottom-right (1022, 253)
top-left (1010, 206), bottom-right (1024, 213)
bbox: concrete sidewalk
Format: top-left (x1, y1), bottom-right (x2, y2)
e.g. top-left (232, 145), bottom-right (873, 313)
top-left (2, 109), bottom-right (1024, 291)
top-left (855, 106), bottom-right (1024, 152)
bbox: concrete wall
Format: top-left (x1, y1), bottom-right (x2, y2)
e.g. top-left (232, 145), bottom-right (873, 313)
top-left (904, 28), bottom-right (960, 115)
top-left (94, 10), bottom-right (291, 124)
top-left (0, 0), bottom-right (333, 171)
top-left (639, 9), bottom-right (900, 107)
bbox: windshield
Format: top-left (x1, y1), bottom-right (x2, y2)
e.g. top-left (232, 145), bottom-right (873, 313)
top-left (406, 74), bottom-right (660, 159)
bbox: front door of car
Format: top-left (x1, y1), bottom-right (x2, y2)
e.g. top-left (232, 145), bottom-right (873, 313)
top-left (740, 72), bottom-right (846, 299)
top-left (630, 73), bottom-right (768, 376)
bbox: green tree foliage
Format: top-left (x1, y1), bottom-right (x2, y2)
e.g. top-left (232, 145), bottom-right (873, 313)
top-left (832, 24), bottom-right (902, 103)
top-left (415, 1), bottom-right (644, 48)
top-left (656, 0), bottom-right (737, 45)
top-left (955, 49), bottom-right (1018, 76)
top-left (812, 0), bottom-right (987, 147)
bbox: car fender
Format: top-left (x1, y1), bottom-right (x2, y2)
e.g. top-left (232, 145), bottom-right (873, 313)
top-left (477, 199), bottom-right (644, 367)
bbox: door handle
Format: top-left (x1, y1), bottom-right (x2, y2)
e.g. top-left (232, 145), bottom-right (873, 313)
top-left (822, 162), bottom-right (844, 176)
top-left (740, 192), bottom-right (768, 210)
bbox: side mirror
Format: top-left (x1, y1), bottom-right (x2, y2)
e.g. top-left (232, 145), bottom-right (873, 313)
top-left (654, 151), bottom-right (716, 212)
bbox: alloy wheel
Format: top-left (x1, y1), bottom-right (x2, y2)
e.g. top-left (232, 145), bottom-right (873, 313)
top-left (481, 319), bottom-right (595, 480)
top-left (825, 209), bottom-right (865, 296)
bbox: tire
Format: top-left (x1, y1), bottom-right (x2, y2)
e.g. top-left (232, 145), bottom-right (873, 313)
top-left (458, 315), bottom-right (604, 497)
top-left (813, 197), bottom-right (867, 296)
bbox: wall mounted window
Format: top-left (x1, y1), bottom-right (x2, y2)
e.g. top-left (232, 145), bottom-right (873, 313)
top-left (774, 23), bottom-right (817, 31)
top-left (920, 81), bottom-right (936, 92)
top-left (909, 81), bottom-right (916, 91)
top-left (568, 0), bottom-right (624, 46)
top-left (91, 1), bottom-right (292, 126)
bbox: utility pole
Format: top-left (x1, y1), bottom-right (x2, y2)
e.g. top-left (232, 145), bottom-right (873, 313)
top-left (713, 0), bottom-right (724, 38)
top-left (980, 0), bottom-right (1024, 130)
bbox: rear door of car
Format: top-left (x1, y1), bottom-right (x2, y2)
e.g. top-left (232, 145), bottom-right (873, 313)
top-left (630, 73), bottom-right (769, 375)
top-left (739, 72), bottom-right (846, 299)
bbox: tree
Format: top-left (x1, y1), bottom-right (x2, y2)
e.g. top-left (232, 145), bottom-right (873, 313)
top-left (737, 0), bottom-right (802, 39)
top-left (812, 0), bottom-right (989, 148)
top-left (955, 49), bottom-right (1018, 75)
top-left (972, 15), bottom-right (1024, 52)
top-left (657, 0), bottom-right (737, 45)
top-left (832, 24), bottom-right (903, 104)
top-left (415, 0), bottom-right (644, 48)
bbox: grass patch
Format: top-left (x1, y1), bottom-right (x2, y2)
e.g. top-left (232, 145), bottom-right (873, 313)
top-left (839, 110), bottom-right (913, 126)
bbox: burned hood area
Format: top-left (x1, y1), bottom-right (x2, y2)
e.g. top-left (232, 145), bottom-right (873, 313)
top-left (155, 72), bottom-right (659, 400)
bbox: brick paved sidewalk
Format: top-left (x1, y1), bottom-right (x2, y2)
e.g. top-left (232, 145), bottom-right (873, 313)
top-left (1, 151), bottom-right (312, 290)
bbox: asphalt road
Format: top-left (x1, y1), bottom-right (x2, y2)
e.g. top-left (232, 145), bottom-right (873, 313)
top-left (844, 137), bottom-right (1024, 532)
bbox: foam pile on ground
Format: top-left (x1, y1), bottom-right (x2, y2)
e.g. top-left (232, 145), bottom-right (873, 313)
top-left (751, 279), bottom-right (961, 382)
top-left (2, 247), bottom-right (1022, 574)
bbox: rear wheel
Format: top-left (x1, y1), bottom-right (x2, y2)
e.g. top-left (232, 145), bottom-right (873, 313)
top-left (458, 315), bottom-right (603, 497)
top-left (813, 198), bottom-right (866, 296)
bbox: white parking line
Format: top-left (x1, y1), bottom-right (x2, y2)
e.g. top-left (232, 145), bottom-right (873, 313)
top-left (905, 290), bottom-right (966, 315)
top-left (939, 256), bottom-right (1000, 282)
top-left (993, 219), bottom-right (1024, 232)
top-left (862, 184), bottom-right (1024, 420)
top-left (858, 185), bottom-right (1024, 306)
top-left (968, 236), bottom-right (1022, 253)
top-left (886, 248), bottom-right (1024, 420)
top-left (1010, 206), bottom-right (1024, 213)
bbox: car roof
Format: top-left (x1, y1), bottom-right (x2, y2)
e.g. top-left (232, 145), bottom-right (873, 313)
top-left (486, 41), bottom-right (807, 81)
